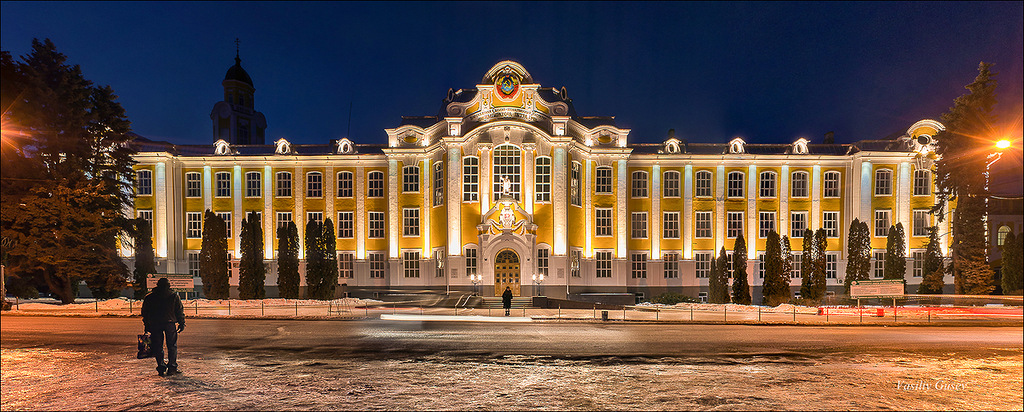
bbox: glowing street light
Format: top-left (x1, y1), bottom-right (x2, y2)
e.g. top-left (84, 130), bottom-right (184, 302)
top-left (995, 139), bottom-right (1011, 150)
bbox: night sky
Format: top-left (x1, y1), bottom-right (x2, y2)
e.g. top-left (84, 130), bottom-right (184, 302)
top-left (2, 2), bottom-right (1022, 149)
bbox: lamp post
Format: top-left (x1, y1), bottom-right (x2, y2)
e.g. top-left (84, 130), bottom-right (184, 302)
top-left (984, 139), bottom-right (1011, 246)
top-left (532, 273), bottom-right (544, 297)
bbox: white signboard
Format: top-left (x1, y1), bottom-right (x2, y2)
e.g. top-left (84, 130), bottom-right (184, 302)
top-left (147, 274), bottom-right (194, 292)
top-left (850, 280), bottom-right (905, 297)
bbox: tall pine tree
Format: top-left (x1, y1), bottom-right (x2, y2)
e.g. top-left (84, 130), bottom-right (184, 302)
top-left (199, 210), bottom-right (229, 299)
top-left (918, 226), bottom-right (946, 294)
top-left (132, 217), bottom-right (155, 298)
top-left (1002, 231), bottom-right (1023, 295)
top-left (780, 235), bottom-right (793, 300)
top-left (708, 246), bottom-right (730, 304)
top-left (810, 228), bottom-right (829, 300)
top-left (276, 222), bottom-right (300, 299)
top-left (844, 218), bottom-right (871, 293)
top-left (762, 230), bottom-right (789, 306)
top-left (799, 229), bottom-right (815, 300)
top-left (237, 212), bottom-right (266, 299)
top-left (304, 220), bottom-right (324, 299)
top-left (731, 234), bottom-right (751, 305)
top-left (321, 217), bottom-right (339, 300)
top-left (883, 223), bottom-right (907, 283)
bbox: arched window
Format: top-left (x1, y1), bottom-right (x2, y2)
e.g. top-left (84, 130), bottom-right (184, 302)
top-left (998, 225), bottom-right (1012, 246)
top-left (403, 165), bottom-right (420, 193)
top-left (631, 170), bottom-right (649, 198)
top-left (695, 170), bottom-right (712, 197)
top-left (759, 171), bottom-right (776, 198)
top-left (875, 169), bottom-right (892, 196)
top-left (492, 144), bottom-right (521, 201)
top-left (914, 169), bottom-right (931, 196)
top-left (337, 171), bottom-right (353, 198)
top-left (791, 171), bottom-right (809, 198)
top-left (535, 156), bottom-right (551, 202)
top-left (367, 171), bottom-right (384, 198)
top-left (728, 171), bottom-right (744, 198)
top-left (663, 170), bottom-right (680, 197)
top-left (823, 171), bottom-right (840, 198)
top-left (462, 157), bottom-right (478, 202)
top-left (306, 172), bottom-right (323, 198)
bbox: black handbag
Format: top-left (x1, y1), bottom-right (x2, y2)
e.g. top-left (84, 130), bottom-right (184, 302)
top-left (137, 332), bottom-right (153, 359)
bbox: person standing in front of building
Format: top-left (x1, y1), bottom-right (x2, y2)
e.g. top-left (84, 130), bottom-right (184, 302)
top-left (142, 278), bottom-right (186, 376)
top-left (502, 286), bottom-right (513, 316)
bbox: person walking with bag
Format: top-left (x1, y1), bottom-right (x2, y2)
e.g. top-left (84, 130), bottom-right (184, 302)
top-left (141, 278), bottom-right (186, 376)
top-left (502, 286), bottom-right (513, 316)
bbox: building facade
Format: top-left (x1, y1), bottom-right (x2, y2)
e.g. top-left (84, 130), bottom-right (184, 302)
top-left (129, 60), bottom-right (954, 302)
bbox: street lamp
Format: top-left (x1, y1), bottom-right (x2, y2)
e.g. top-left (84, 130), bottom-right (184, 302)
top-left (532, 273), bottom-right (544, 297)
top-left (984, 139), bottom-right (1011, 245)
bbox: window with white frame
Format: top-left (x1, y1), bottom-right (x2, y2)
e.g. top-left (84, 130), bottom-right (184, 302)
top-left (873, 251), bottom-right (885, 278)
top-left (791, 252), bottom-right (802, 278)
top-left (663, 212), bottom-right (680, 239)
top-left (632, 171), bottom-right (649, 198)
top-left (306, 172), bottom-right (323, 198)
top-left (337, 171), bottom-right (353, 198)
top-left (826, 253), bottom-right (837, 279)
top-left (337, 212), bottom-right (353, 238)
top-left (434, 250), bottom-right (445, 278)
top-left (595, 166), bottom-right (613, 194)
top-left (596, 251), bottom-right (612, 278)
top-left (276, 172), bottom-right (292, 197)
top-left (185, 172), bottom-right (201, 198)
top-left (571, 249), bottom-right (582, 277)
top-left (433, 163), bottom-right (444, 206)
top-left (791, 171), bottom-right (809, 198)
top-left (727, 211), bottom-right (744, 238)
top-left (875, 210), bottom-right (890, 237)
top-left (998, 225), bottom-right (1011, 246)
top-left (215, 172), bottom-right (231, 197)
top-left (465, 247), bottom-right (477, 277)
top-left (216, 212), bottom-right (232, 239)
top-left (791, 211), bottom-right (807, 239)
top-left (695, 252), bottom-right (711, 278)
top-left (307, 211), bottom-right (323, 225)
top-left (728, 171), bottom-right (744, 198)
top-left (695, 170), bottom-right (712, 197)
top-left (403, 251), bottom-right (420, 278)
top-left (663, 171), bottom-right (680, 197)
top-left (725, 250), bottom-right (734, 274)
top-left (664, 252), bottom-right (679, 278)
top-left (367, 171), bottom-right (384, 198)
top-left (823, 211), bottom-right (839, 238)
top-left (136, 169), bottom-right (152, 196)
top-left (758, 253), bottom-right (766, 278)
top-left (186, 212), bottom-right (202, 239)
top-left (403, 165), bottom-right (419, 193)
top-left (462, 157), bottom-right (479, 201)
top-left (596, 208), bottom-right (613, 237)
top-left (187, 251), bottom-right (201, 277)
top-left (912, 251), bottom-right (924, 277)
top-left (823, 171), bottom-right (840, 198)
top-left (875, 169), bottom-right (892, 196)
top-left (276, 212), bottom-right (292, 229)
top-left (631, 212), bottom-right (648, 239)
top-left (695, 211), bottom-right (712, 238)
top-left (339, 252), bottom-right (354, 278)
top-left (913, 169), bottom-right (931, 196)
top-left (137, 210), bottom-right (153, 227)
top-left (369, 252), bottom-right (385, 278)
top-left (759, 211), bottom-right (776, 238)
top-left (368, 212), bottom-right (385, 238)
top-left (535, 156), bottom-right (551, 202)
top-left (245, 172), bottom-right (261, 197)
top-left (492, 144), bottom-right (521, 201)
top-left (913, 210), bottom-right (930, 237)
top-left (759, 171), bottom-right (776, 198)
top-left (403, 208), bottom-right (419, 237)
top-left (537, 248), bottom-right (549, 277)
top-left (631, 253), bottom-right (648, 278)
top-left (570, 161), bottom-right (581, 206)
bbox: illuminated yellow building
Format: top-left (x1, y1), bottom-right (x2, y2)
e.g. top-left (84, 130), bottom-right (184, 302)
top-left (130, 60), bottom-right (952, 302)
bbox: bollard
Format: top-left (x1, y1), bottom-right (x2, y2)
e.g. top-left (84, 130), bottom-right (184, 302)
top-left (928, 309), bottom-right (931, 323)
top-left (228, 300), bottom-right (231, 315)
top-left (793, 306), bottom-right (796, 322)
top-left (129, 300), bottom-right (132, 315)
top-left (601, 310), bottom-right (609, 321)
top-left (261, 301), bottom-right (264, 317)
top-left (690, 306), bottom-right (693, 321)
top-left (96, 300), bottom-right (99, 313)
top-left (623, 307), bottom-right (626, 321)
top-left (195, 300), bottom-right (199, 315)
top-left (758, 306), bottom-right (761, 322)
top-left (16, 296), bottom-right (20, 310)
top-left (295, 301), bottom-right (299, 316)
top-left (488, 307), bottom-right (491, 316)
top-left (594, 305), bottom-right (597, 319)
top-left (656, 308), bottom-right (659, 321)
top-left (523, 306), bottom-right (526, 317)
top-left (420, 306), bottom-right (423, 315)
top-left (826, 308), bottom-right (829, 323)
top-left (724, 306), bottom-right (727, 322)
top-left (329, 301), bottom-right (332, 315)
top-left (558, 305), bottom-right (561, 319)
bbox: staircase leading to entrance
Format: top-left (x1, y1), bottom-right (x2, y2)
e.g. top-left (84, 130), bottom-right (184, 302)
top-left (478, 297), bottom-right (532, 309)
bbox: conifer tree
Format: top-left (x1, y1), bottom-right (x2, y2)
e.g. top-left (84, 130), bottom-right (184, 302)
top-left (199, 210), bottom-right (229, 299)
top-left (237, 212), bottom-right (266, 299)
top-left (731, 234), bottom-right (751, 305)
top-left (845, 218), bottom-right (871, 293)
top-left (780, 235), bottom-right (793, 299)
top-left (883, 223), bottom-right (907, 282)
top-left (918, 226), bottom-right (946, 294)
top-left (708, 257), bottom-right (718, 303)
top-left (276, 222), bottom-right (300, 299)
top-left (321, 218), bottom-right (339, 300)
top-left (810, 228), bottom-right (829, 300)
top-left (762, 230), bottom-right (789, 306)
top-left (304, 220), bottom-right (324, 299)
top-left (799, 229), bottom-right (815, 300)
top-left (132, 217), bottom-right (155, 298)
top-left (1002, 231), bottom-right (1023, 295)
top-left (708, 246), bottom-right (731, 304)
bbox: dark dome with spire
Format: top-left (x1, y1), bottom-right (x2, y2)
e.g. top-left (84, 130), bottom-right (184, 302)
top-left (223, 55), bottom-right (253, 86)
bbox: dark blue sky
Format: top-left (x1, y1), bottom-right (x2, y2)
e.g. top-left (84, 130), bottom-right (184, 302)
top-left (2, 2), bottom-right (1022, 147)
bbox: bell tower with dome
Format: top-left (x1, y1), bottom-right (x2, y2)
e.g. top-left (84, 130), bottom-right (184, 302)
top-left (210, 40), bottom-right (267, 145)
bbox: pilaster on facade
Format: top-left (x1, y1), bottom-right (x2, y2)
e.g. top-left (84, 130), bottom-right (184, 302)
top-left (616, 159), bottom-right (628, 258)
top-left (203, 165), bottom-right (213, 212)
top-left (746, 164), bottom-right (756, 256)
top-left (480, 146), bottom-right (492, 214)
top-left (683, 164), bottom-right (693, 259)
top-left (811, 164), bottom-right (822, 230)
top-left (233, 165), bottom-right (243, 257)
top-left (446, 149), bottom-right (461, 255)
top-left (325, 165), bottom-right (335, 230)
top-left (355, 165), bottom-right (365, 259)
top-left (780, 164), bottom-right (790, 240)
top-left (422, 158), bottom-right (431, 256)
top-left (388, 159), bottom-right (399, 258)
top-left (898, 161), bottom-right (912, 248)
top-left (585, 158), bottom-right (593, 257)
top-left (294, 164), bottom-right (305, 259)
top-left (715, 164), bottom-right (726, 251)
top-left (553, 146), bottom-right (568, 255)
top-left (652, 164), bottom-right (662, 259)
top-left (263, 165), bottom-right (273, 259)
top-left (524, 144), bottom-right (536, 215)
top-left (860, 160), bottom-right (872, 226)
top-left (155, 162), bottom-right (168, 259)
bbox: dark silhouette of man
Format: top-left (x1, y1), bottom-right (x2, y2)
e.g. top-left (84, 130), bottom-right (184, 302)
top-left (502, 286), bottom-right (513, 316)
top-left (141, 278), bottom-right (185, 376)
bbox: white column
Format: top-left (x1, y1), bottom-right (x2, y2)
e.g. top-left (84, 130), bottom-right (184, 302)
top-left (447, 150), bottom-right (461, 255)
top-left (811, 164), bottom-right (821, 230)
top-left (553, 147), bottom-right (567, 255)
top-left (616, 159), bottom-right (628, 258)
top-left (233, 165), bottom-right (243, 257)
top-left (294, 165), bottom-right (305, 259)
top-left (897, 161), bottom-right (912, 229)
top-left (263, 165), bottom-right (273, 259)
top-left (155, 162), bottom-right (168, 258)
top-left (585, 159), bottom-right (593, 257)
top-left (480, 147), bottom-right (492, 213)
top-left (422, 159), bottom-right (431, 256)
top-left (388, 160), bottom-right (399, 258)
top-left (202, 165), bottom-right (213, 213)
top-left (746, 165), bottom-right (756, 258)
top-left (683, 164), bottom-right (693, 259)
top-left (325, 165), bottom-right (335, 230)
top-left (524, 148), bottom-right (535, 215)
top-left (860, 161), bottom-right (872, 224)
top-left (715, 165), bottom-right (726, 251)
top-left (780, 165), bottom-right (790, 239)
top-left (356, 166), bottom-right (365, 259)
top-left (652, 164), bottom-right (662, 259)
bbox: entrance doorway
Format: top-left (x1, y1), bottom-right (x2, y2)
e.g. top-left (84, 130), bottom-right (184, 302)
top-left (494, 249), bottom-right (521, 296)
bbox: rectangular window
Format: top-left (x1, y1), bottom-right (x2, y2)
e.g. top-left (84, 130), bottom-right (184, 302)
top-left (307, 211), bottom-right (323, 225)
top-left (663, 171), bottom-right (680, 197)
top-left (631, 171), bottom-right (648, 198)
top-left (791, 211), bottom-right (807, 239)
top-left (337, 171), bottom-right (353, 198)
top-left (186, 212), bottom-right (202, 239)
top-left (187, 251), bottom-right (201, 277)
top-left (276, 172), bottom-right (292, 197)
top-left (875, 169), bottom-right (892, 196)
top-left (758, 253), bottom-right (766, 278)
top-left (492, 145), bottom-right (522, 202)
top-left (369, 253), bottom-right (385, 278)
top-left (535, 157), bottom-right (551, 202)
top-left (664, 252), bottom-right (679, 279)
top-left (595, 167), bottom-right (613, 194)
top-left (913, 210), bottom-right (930, 237)
top-left (631, 253), bottom-right (648, 278)
top-left (136, 169), bottom-right (152, 196)
top-left (912, 251), bottom-right (924, 277)
top-left (914, 170), bottom-right (931, 196)
top-left (791, 253), bottom-right (802, 279)
top-left (759, 211), bottom-right (776, 238)
top-left (434, 250), bottom-right (445, 278)
top-left (595, 208), bottom-right (613, 237)
top-left (570, 162), bottom-right (581, 207)
top-left (823, 171), bottom-right (840, 198)
top-left (695, 171), bottom-right (712, 197)
top-left (725, 251), bottom-right (735, 274)
top-left (339, 252), bottom-right (354, 278)
top-left (873, 251), bottom-right (885, 278)
top-left (245, 172), bottom-right (261, 197)
top-left (367, 171), bottom-right (384, 198)
top-left (215, 172), bottom-right (231, 197)
top-left (307, 172), bottom-right (323, 198)
top-left (403, 251), bottom-right (420, 278)
top-left (465, 247), bottom-right (477, 277)
top-left (663, 212), bottom-right (680, 239)
top-left (462, 157), bottom-right (478, 202)
top-left (791, 172), bottom-right (809, 198)
top-left (695, 211), bottom-right (712, 238)
top-left (137, 210), bottom-right (153, 227)
top-left (631, 212), bottom-right (648, 239)
top-left (337, 211), bottom-right (353, 238)
top-left (537, 248), bottom-right (549, 277)
top-left (403, 208), bottom-right (420, 237)
top-left (596, 251), bottom-right (613, 278)
top-left (695, 252), bottom-right (711, 278)
top-left (759, 172), bottom-right (776, 198)
top-left (728, 172), bottom-right (744, 198)
top-left (433, 163), bottom-right (444, 207)
top-left (571, 249), bottom-right (582, 278)
top-left (185, 172), bottom-right (201, 198)
top-left (727, 211), bottom-right (744, 238)
top-left (875, 210), bottom-right (891, 237)
top-left (217, 212), bottom-right (232, 239)
top-left (403, 166), bottom-right (419, 193)
top-left (823, 211), bottom-right (839, 238)
top-left (276, 212), bottom-right (292, 229)
top-left (368, 212), bottom-right (385, 238)
top-left (826, 253), bottom-right (837, 279)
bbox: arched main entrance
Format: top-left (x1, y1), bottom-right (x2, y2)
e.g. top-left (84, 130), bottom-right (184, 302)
top-left (494, 249), bottom-right (521, 296)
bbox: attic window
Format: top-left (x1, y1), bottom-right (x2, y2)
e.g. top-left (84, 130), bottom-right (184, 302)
top-left (275, 138), bottom-right (292, 155)
top-left (214, 139), bottom-right (232, 155)
top-left (793, 138), bottom-right (809, 155)
top-left (729, 137), bottom-right (745, 154)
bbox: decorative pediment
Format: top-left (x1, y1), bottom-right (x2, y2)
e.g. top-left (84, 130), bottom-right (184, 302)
top-left (214, 139), bottom-right (232, 155)
top-left (477, 188), bottom-right (537, 236)
top-left (664, 137), bottom-right (683, 154)
top-left (336, 138), bottom-right (355, 154)
top-left (275, 138), bottom-right (292, 155)
top-left (729, 137), bottom-right (746, 154)
top-left (792, 137), bottom-right (810, 155)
